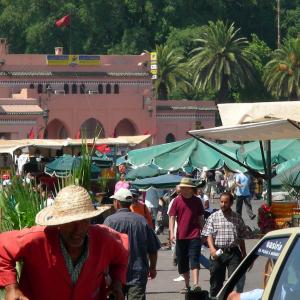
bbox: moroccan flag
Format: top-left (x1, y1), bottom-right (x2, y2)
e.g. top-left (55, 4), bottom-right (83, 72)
top-left (95, 144), bottom-right (111, 154)
top-left (55, 15), bottom-right (70, 27)
top-left (28, 127), bottom-right (35, 139)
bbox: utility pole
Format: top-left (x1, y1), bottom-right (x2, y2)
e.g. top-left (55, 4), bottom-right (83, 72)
top-left (277, 0), bottom-right (281, 48)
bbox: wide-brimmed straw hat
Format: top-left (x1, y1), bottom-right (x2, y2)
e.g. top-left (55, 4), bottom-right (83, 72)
top-left (36, 185), bottom-right (108, 226)
top-left (178, 177), bottom-right (196, 188)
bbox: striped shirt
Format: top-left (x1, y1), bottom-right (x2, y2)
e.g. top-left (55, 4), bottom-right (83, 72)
top-left (202, 209), bottom-right (248, 248)
top-left (60, 236), bottom-right (89, 285)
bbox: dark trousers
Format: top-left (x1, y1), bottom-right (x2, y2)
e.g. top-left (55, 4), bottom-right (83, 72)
top-left (209, 247), bottom-right (242, 297)
top-left (124, 284), bottom-right (146, 300)
top-left (236, 196), bottom-right (255, 218)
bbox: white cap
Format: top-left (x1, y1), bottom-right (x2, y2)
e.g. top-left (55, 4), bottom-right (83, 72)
top-left (110, 188), bottom-right (133, 203)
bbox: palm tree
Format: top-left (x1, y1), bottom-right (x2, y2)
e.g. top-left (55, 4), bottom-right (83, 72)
top-left (189, 21), bottom-right (255, 103)
top-left (154, 44), bottom-right (187, 100)
top-left (263, 38), bottom-right (300, 100)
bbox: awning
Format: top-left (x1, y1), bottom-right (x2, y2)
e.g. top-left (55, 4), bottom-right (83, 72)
top-left (218, 101), bottom-right (300, 126)
top-left (188, 119), bottom-right (300, 141)
top-left (0, 135), bottom-right (152, 155)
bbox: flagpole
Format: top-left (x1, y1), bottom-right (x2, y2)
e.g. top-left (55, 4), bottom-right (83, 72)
top-left (69, 12), bottom-right (72, 54)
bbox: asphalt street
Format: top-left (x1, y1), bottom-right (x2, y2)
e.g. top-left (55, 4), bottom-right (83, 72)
top-left (146, 197), bottom-right (265, 300)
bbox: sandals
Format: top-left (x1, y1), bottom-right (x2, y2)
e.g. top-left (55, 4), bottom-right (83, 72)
top-left (191, 284), bottom-right (202, 292)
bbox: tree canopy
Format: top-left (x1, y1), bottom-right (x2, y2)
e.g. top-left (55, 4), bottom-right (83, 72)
top-left (0, 0), bottom-right (300, 102)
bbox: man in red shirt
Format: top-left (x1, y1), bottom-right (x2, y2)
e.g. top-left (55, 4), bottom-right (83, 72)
top-left (0, 185), bottom-right (129, 300)
top-left (169, 178), bottom-right (205, 293)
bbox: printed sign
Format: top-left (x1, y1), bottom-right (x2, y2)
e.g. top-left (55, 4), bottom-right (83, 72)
top-left (256, 237), bottom-right (288, 259)
top-left (47, 55), bottom-right (100, 66)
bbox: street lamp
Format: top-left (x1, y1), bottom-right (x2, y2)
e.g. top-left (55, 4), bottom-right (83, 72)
top-left (43, 108), bottom-right (49, 139)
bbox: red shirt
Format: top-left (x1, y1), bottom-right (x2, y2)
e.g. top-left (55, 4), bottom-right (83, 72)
top-left (169, 195), bottom-right (204, 240)
top-left (0, 225), bottom-right (129, 300)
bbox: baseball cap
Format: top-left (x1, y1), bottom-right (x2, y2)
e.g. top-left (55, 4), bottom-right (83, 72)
top-left (110, 188), bottom-right (133, 203)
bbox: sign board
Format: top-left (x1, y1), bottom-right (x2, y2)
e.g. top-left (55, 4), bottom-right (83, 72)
top-left (256, 237), bottom-right (288, 259)
top-left (46, 55), bottom-right (101, 66)
top-left (150, 51), bottom-right (157, 80)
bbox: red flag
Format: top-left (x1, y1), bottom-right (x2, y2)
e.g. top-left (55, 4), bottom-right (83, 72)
top-left (55, 15), bottom-right (70, 27)
top-left (95, 144), bottom-right (111, 154)
top-left (75, 130), bottom-right (81, 139)
top-left (28, 127), bottom-right (35, 139)
top-left (38, 128), bottom-right (44, 139)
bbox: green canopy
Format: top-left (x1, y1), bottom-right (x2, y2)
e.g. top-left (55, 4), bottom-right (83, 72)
top-left (45, 154), bottom-right (101, 178)
top-left (272, 156), bottom-right (300, 187)
top-left (126, 164), bottom-right (167, 180)
top-left (237, 139), bottom-right (300, 171)
top-left (127, 138), bottom-right (246, 172)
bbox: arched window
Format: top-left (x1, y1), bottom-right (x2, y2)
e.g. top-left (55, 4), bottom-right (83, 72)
top-left (37, 84), bottom-right (43, 94)
top-left (106, 84), bottom-right (111, 94)
top-left (64, 83), bottom-right (69, 94)
top-left (80, 83), bottom-right (85, 94)
top-left (29, 83), bottom-right (34, 89)
top-left (114, 84), bottom-right (119, 94)
top-left (98, 84), bottom-right (103, 94)
top-left (72, 84), bottom-right (77, 94)
top-left (166, 133), bottom-right (176, 143)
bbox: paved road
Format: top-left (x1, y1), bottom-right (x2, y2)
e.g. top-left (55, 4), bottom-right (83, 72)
top-left (146, 197), bottom-right (264, 299)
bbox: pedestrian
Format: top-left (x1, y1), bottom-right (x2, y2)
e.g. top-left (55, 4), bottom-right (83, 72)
top-left (234, 172), bottom-right (256, 220)
top-left (129, 187), bottom-right (153, 228)
top-left (144, 186), bottom-right (160, 228)
top-left (202, 192), bottom-right (249, 297)
top-left (169, 178), bottom-right (205, 293)
top-left (115, 173), bottom-right (130, 193)
top-left (0, 185), bottom-right (129, 300)
top-left (104, 188), bottom-right (161, 300)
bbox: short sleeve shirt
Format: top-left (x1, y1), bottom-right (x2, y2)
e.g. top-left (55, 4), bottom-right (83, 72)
top-left (202, 209), bottom-right (248, 248)
top-left (235, 173), bottom-right (250, 196)
top-left (169, 195), bottom-right (204, 240)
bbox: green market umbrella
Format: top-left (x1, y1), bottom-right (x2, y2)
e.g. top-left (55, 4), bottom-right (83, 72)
top-left (126, 164), bottom-right (167, 180)
top-left (237, 139), bottom-right (300, 171)
top-left (131, 174), bottom-right (184, 189)
top-left (272, 156), bottom-right (300, 187)
top-left (126, 138), bottom-right (246, 172)
top-left (45, 154), bottom-right (101, 178)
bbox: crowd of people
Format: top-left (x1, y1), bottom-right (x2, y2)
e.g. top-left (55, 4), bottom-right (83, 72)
top-left (0, 162), bottom-right (264, 299)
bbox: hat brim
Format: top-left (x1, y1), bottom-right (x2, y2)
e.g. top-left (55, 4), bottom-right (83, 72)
top-left (179, 183), bottom-right (196, 188)
top-left (35, 205), bottom-right (110, 226)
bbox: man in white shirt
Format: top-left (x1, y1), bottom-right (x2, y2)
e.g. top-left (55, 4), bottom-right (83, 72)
top-left (145, 186), bottom-right (160, 227)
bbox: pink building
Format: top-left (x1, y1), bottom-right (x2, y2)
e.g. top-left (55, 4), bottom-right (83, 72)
top-left (0, 38), bottom-right (216, 145)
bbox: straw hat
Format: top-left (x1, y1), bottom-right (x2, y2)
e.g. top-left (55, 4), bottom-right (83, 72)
top-left (178, 177), bottom-right (196, 188)
top-left (36, 185), bottom-right (108, 226)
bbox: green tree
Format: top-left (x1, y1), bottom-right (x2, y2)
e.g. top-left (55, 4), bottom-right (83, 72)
top-left (189, 20), bottom-right (255, 103)
top-left (263, 38), bottom-right (300, 100)
top-left (154, 44), bottom-right (186, 100)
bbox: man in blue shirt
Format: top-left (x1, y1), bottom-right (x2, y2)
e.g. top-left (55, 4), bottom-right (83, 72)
top-left (104, 188), bottom-right (160, 300)
top-left (234, 172), bottom-right (256, 220)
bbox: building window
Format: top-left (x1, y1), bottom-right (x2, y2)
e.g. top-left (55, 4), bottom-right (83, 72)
top-left (72, 84), bottom-right (77, 94)
top-left (64, 84), bottom-right (69, 94)
top-left (98, 84), bottom-right (103, 94)
top-left (37, 84), bottom-right (43, 94)
top-left (80, 83), bottom-right (85, 94)
top-left (106, 84), bottom-right (111, 94)
top-left (166, 133), bottom-right (175, 143)
top-left (114, 84), bottom-right (119, 94)
top-left (29, 83), bottom-right (34, 89)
